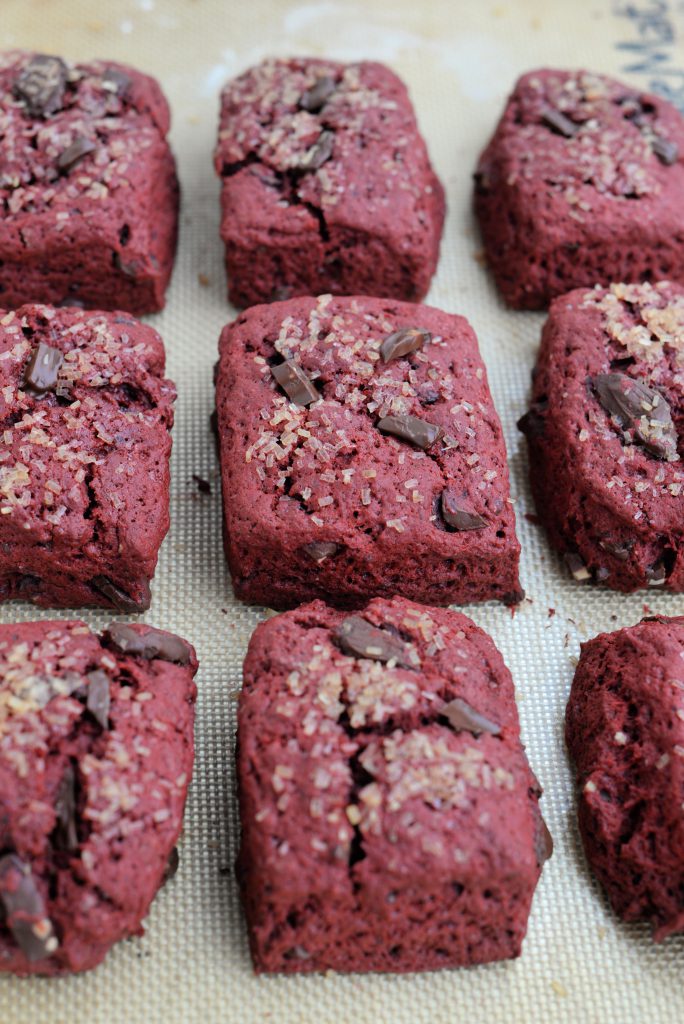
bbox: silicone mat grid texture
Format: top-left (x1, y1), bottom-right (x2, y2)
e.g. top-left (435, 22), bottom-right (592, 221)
top-left (0, 1), bottom-right (683, 1021)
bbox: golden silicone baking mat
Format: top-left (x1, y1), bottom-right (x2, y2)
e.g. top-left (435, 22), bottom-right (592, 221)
top-left (0, 1), bottom-right (683, 1021)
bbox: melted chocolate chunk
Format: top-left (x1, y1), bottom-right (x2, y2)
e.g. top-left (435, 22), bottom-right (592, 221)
top-left (592, 373), bottom-right (677, 461)
top-left (541, 107), bottom-right (578, 138)
top-left (652, 135), bottom-right (679, 166)
top-left (0, 854), bottom-right (58, 962)
top-left (102, 67), bottom-right (132, 97)
top-left (161, 847), bottom-right (179, 886)
top-left (53, 765), bottom-right (78, 853)
top-left (271, 360), bottom-right (319, 406)
top-left (442, 697), bottom-right (501, 736)
top-left (564, 552), bottom-right (591, 582)
top-left (440, 490), bottom-right (487, 531)
top-left (598, 538), bottom-right (634, 562)
top-left (534, 815), bottom-right (554, 866)
top-left (57, 136), bottom-right (96, 174)
top-left (91, 576), bottom-right (150, 611)
top-left (299, 75), bottom-right (336, 113)
top-left (106, 623), bottom-right (193, 665)
top-left (302, 541), bottom-right (340, 562)
top-left (377, 414), bottom-right (441, 450)
top-left (24, 343), bottom-right (63, 393)
top-left (646, 560), bottom-right (668, 586)
top-left (335, 616), bottom-right (411, 666)
top-left (517, 403), bottom-right (547, 439)
top-left (380, 327), bottom-right (431, 363)
top-left (86, 670), bottom-right (110, 729)
top-left (298, 130), bottom-right (334, 171)
top-left (13, 54), bottom-right (67, 117)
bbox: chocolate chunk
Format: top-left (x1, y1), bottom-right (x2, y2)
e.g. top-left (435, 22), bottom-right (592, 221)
top-left (646, 561), bottom-right (668, 586)
top-left (303, 541), bottom-right (340, 562)
top-left (440, 490), bottom-right (487, 531)
top-left (113, 253), bottom-right (140, 279)
top-left (102, 67), bottom-right (132, 97)
top-left (599, 538), bottom-right (634, 562)
top-left (377, 414), bottom-right (441, 450)
top-left (592, 373), bottom-right (677, 461)
top-left (652, 135), bottom-right (679, 166)
top-left (57, 136), bottom-right (96, 174)
top-left (442, 697), bottom-right (501, 736)
top-left (380, 326), bottom-right (431, 363)
top-left (0, 854), bottom-right (58, 962)
top-left (106, 622), bottom-right (193, 665)
top-left (192, 474), bottom-right (211, 495)
top-left (336, 616), bottom-right (411, 666)
top-left (86, 670), bottom-right (110, 729)
top-left (298, 130), bottom-right (334, 171)
top-left (517, 403), bottom-right (547, 439)
top-left (541, 107), bottom-right (578, 138)
top-left (91, 575), bottom-right (150, 611)
top-left (534, 815), bottom-right (554, 866)
top-left (161, 847), bottom-right (179, 887)
top-left (54, 765), bottom-right (78, 853)
top-left (299, 75), bottom-right (336, 113)
top-left (284, 945), bottom-right (312, 960)
top-left (564, 552), bottom-right (591, 582)
top-left (13, 54), bottom-right (67, 117)
top-left (271, 360), bottom-right (319, 406)
top-left (24, 343), bottom-right (63, 393)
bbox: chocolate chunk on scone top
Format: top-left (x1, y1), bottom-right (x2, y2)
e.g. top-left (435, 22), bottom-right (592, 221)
top-left (216, 294), bottom-right (522, 609)
top-left (566, 615), bottom-right (684, 941)
top-left (0, 619), bottom-right (197, 975)
top-left (0, 304), bottom-right (176, 609)
top-left (519, 281), bottom-right (683, 593)
top-left (0, 50), bottom-right (179, 313)
top-left (214, 58), bottom-right (445, 308)
top-left (237, 596), bottom-right (549, 974)
top-left (474, 69), bottom-right (684, 308)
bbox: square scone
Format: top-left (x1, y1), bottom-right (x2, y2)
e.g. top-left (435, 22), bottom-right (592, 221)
top-left (474, 69), bottom-right (684, 309)
top-left (216, 295), bottom-right (521, 609)
top-left (237, 597), bottom-right (550, 973)
top-left (0, 619), bottom-right (197, 975)
top-left (214, 58), bottom-right (445, 308)
top-left (519, 281), bottom-right (683, 592)
top-left (0, 51), bottom-right (179, 313)
top-left (0, 304), bottom-right (176, 610)
top-left (566, 615), bottom-right (684, 940)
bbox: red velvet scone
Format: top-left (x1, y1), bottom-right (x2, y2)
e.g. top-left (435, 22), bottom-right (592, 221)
top-left (566, 615), bottom-right (684, 940)
top-left (0, 304), bottom-right (176, 609)
top-left (519, 281), bottom-right (683, 592)
top-left (237, 597), bottom-right (550, 974)
top-left (214, 58), bottom-right (445, 308)
top-left (0, 51), bottom-right (179, 313)
top-left (474, 69), bottom-right (684, 309)
top-left (0, 619), bottom-right (197, 975)
top-left (216, 295), bottom-right (521, 609)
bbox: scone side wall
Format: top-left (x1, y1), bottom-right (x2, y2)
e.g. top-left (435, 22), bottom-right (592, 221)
top-left (0, 50), bottom-right (180, 313)
top-left (565, 615), bottom-right (684, 940)
top-left (215, 295), bottom-right (522, 610)
top-left (237, 597), bottom-right (549, 973)
top-left (474, 68), bottom-right (684, 309)
top-left (0, 619), bottom-right (198, 975)
top-left (214, 58), bottom-right (445, 308)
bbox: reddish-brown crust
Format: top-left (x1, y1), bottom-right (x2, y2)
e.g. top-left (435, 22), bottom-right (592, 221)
top-left (216, 295), bottom-right (522, 609)
top-left (0, 619), bottom-right (197, 975)
top-left (237, 596), bottom-right (548, 974)
top-left (519, 281), bottom-right (683, 592)
top-left (214, 58), bottom-right (445, 308)
top-left (566, 615), bottom-right (684, 940)
top-left (0, 304), bottom-right (176, 608)
top-left (0, 50), bottom-right (179, 313)
top-left (474, 69), bottom-right (684, 309)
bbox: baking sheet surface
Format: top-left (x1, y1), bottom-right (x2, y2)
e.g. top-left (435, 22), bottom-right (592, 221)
top-left (0, 1), bottom-right (683, 1021)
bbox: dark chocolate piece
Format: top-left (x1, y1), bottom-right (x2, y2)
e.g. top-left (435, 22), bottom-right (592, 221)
top-left (380, 326), bottom-right (431, 363)
top-left (57, 136), bottom-right (96, 174)
top-left (541, 107), bottom-right (577, 138)
top-left (299, 76), bottom-right (336, 113)
top-left (24, 343), bottom-right (63, 393)
top-left (53, 765), bottom-right (78, 853)
top-left (161, 847), bottom-right (179, 886)
top-left (13, 54), bottom-right (67, 118)
top-left (377, 414), bottom-right (441, 449)
top-left (86, 670), bottom-right (110, 730)
top-left (652, 136), bottom-right (679, 166)
top-left (592, 373), bottom-right (677, 461)
top-left (598, 538), bottom-right (634, 562)
top-left (564, 552), bottom-right (592, 582)
top-left (440, 490), bottom-right (487, 531)
top-left (302, 541), bottom-right (340, 562)
top-left (192, 474), bottom-right (211, 495)
top-left (271, 360), bottom-right (319, 406)
top-left (101, 67), bottom-right (132, 97)
top-left (91, 576), bottom-right (150, 612)
top-left (335, 616), bottom-right (410, 666)
top-left (442, 697), bottom-right (501, 736)
top-left (0, 854), bottom-right (58, 962)
top-left (534, 815), bottom-right (554, 866)
top-left (298, 130), bottom-right (334, 172)
top-left (106, 623), bottom-right (193, 665)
